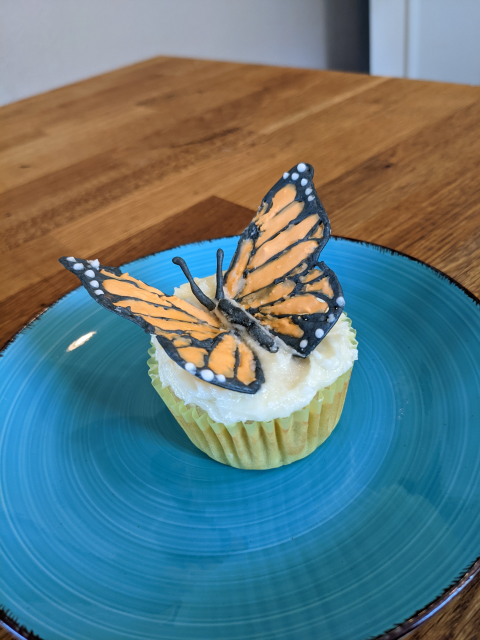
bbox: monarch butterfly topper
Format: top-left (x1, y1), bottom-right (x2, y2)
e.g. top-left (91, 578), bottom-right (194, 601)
top-left (60, 162), bottom-right (345, 394)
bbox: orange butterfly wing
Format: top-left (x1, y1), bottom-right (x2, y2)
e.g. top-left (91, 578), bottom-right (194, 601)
top-left (223, 163), bottom-right (345, 356)
top-left (60, 257), bottom-right (263, 393)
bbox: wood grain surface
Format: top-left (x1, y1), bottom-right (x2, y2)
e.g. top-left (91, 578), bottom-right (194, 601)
top-left (1, 56), bottom-right (480, 640)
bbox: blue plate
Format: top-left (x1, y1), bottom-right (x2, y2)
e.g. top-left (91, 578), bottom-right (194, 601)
top-left (1, 237), bottom-right (480, 640)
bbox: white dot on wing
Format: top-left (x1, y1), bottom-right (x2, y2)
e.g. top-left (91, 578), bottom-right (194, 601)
top-left (336, 296), bottom-right (345, 307)
top-left (305, 188), bottom-right (312, 195)
top-left (291, 172), bottom-right (299, 180)
top-left (327, 314), bottom-right (335, 323)
top-left (301, 178), bottom-right (308, 186)
top-left (88, 259), bottom-right (100, 269)
top-left (315, 328), bottom-right (324, 338)
top-left (66, 257), bottom-right (75, 262)
top-left (300, 339), bottom-right (308, 348)
top-left (216, 374), bottom-right (226, 383)
top-left (73, 263), bottom-right (84, 270)
top-left (94, 290), bottom-right (104, 296)
top-left (200, 369), bottom-right (214, 382)
top-left (308, 195), bottom-right (315, 201)
top-left (90, 280), bottom-right (99, 288)
top-left (283, 172), bottom-right (289, 179)
top-left (185, 362), bottom-right (196, 373)
top-left (85, 270), bottom-right (95, 278)
top-left (297, 163), bottom-right (307, 172)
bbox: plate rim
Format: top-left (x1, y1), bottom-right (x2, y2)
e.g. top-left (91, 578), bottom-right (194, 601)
top-left (1, 235), bottom-right (479, 640)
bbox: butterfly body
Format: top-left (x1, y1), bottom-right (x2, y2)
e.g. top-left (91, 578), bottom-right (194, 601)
top-left (60, 163), bottom-right (345, 394)
top-left (216, 298), bottom-right (278, 353)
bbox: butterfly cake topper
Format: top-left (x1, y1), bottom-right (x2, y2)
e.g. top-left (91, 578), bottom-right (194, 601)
top-left (60, 162), bottom-right (345, 394)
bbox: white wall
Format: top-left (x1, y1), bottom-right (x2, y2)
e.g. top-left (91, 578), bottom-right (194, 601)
top-left (0, 0), bottom-right (328, 106)
top-left (369, 0), bottom-right (407, 77)
top-left (408, 0), bottom-right (480, 84)
top-left (370, 0), bottom-right (480, 84)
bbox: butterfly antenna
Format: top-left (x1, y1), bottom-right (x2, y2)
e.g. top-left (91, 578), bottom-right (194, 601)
top-left (172, 257), bottom-right (216, 311)
top-left (215, 249), bottom-right (225, 300)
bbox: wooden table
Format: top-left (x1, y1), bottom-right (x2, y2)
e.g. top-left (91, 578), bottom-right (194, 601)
top-left (1, 56), bottom-right (480, 640)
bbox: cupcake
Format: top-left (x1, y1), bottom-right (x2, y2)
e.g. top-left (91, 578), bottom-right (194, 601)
top-left (60, 162), bottom-right (357, 470)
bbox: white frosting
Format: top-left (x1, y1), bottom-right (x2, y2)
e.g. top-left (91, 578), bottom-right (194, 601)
top-left (152, 275), bottom-right (358, 425)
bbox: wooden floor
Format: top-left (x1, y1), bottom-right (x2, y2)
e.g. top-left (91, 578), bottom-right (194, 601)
top-left (1, 56), bottom-right (480, 639)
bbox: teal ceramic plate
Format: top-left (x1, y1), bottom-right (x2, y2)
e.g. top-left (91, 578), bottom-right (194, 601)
top-left (1, 237), bottom-right (480, 640)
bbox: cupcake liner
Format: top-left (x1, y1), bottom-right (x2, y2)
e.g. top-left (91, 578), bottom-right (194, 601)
top-left (147, 348), bottom-right (354, 470)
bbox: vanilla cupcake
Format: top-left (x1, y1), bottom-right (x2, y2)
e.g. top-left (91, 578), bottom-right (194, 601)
top-left (148, 275), bottom-right (357, 469)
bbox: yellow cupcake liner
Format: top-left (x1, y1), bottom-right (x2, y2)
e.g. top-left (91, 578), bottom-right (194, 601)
top-left (147, 350), bottom-right (354, 470)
